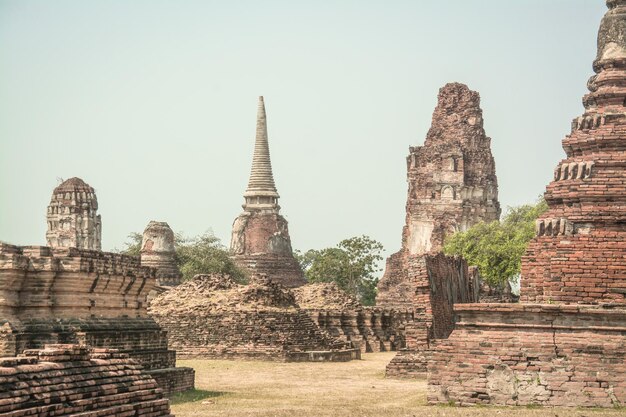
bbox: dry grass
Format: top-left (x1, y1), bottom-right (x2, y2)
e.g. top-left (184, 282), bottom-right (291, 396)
top-left (171, 352), bottom-right (624, 417)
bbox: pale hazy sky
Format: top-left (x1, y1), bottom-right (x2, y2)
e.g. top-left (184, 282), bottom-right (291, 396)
top-left (0, 1), bottom-right (606, 265)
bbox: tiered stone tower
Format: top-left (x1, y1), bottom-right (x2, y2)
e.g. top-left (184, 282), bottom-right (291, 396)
top-left (427, 2), bottom-right (626, 407)
top-left (377, 83), bottom-right (500, 307)
top-left (521, 0), bottom-right (626, 305)
top-left (46, 177), bottom-right (102, 250)
top-left (230, 97), bottom-right (306, 288)
top-left (141, 221), bottom-right (182, 286)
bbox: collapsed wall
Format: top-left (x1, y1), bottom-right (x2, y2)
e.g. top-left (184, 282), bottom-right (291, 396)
top-left (0, 344), bottom-right (173, 417)
top-left (0, 243), bottom-right (194, 395)
top-left (380, 254), bottom-right (479, 377)
top-left (149, 274), bottom-right (359, 362)
top-left (293, 282), bottom-right (413, 353)
top-left (427, 0), bottom-right (626, 407)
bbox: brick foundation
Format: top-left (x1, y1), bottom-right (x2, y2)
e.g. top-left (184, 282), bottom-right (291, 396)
top-left (428, 304), bottom-right (626, 407)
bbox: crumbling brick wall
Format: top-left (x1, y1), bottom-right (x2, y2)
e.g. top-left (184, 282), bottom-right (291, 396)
top-left (0, 344), bottom-right (174, 416)
top-left (0, 243), bottom-right (194, 395)
top-left (428, 304), bottom-right (626, 407)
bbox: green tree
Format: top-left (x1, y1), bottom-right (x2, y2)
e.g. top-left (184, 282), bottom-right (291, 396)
top-left (443, 198), bottom-right (548, 286)
top-left (295, 235), bottom-right (384, 305)
top-left (120, 231), bottom-right (247, 283)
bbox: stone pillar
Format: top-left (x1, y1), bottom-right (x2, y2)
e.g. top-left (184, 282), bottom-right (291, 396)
top-left (140, 221), bottom-right (182, 287)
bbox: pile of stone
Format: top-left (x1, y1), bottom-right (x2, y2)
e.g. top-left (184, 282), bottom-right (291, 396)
top-left (149, 274), bottom-right (359, 361)
top-left (292, 282), bottom-right (362, 310)
top-left (0, 344), bottom-right (173, 416)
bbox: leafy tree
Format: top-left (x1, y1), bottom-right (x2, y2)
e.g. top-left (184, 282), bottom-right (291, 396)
top-left (443, 198), bottom-right (548, 286)
top-left (295, 235), bottom-right (383, 305)
top-left (120, 231), bottom-right (247, 283)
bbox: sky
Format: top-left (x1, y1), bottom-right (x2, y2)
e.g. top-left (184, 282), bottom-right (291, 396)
top-left (0, 0), bottom-right (607, 266)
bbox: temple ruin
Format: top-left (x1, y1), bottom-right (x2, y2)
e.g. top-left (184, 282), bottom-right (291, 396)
top-left (149, 274), bottom-right (360, 361)
top-left (141, 221), bottom-right (182, 286)
top-left (46, 177), bottom-right (102, 250)
top-left (1, 344), bottom-right (174, 416)
top-left (428, 1), bottom-right (626, 406)
top-left (374, 84), bottom-right (494, 377)
top-left (230, 96), bottom-right (306, 288)
top-left (0, 179), bottom-right (194, 396)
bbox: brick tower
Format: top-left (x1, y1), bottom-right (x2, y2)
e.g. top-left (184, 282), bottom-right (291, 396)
top-left (377, 83), bottom-right (500, 307)
top-left (230, 97), bottom-right (306, 287)
top-left (427, 2), bottom-right (626, 406)
top-left (521, 0), bottom-right (626, 305)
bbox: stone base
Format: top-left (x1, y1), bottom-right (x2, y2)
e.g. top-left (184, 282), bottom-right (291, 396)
top-left (148, 367), bottom-right (196, 396)
top-left (427, 303), bottom-right (626, 407)
top-left (385, 349), bottom-right (427, 379)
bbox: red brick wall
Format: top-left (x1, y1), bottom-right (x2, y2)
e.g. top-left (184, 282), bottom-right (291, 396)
top-left (428, 304), bottom-right (626, 407)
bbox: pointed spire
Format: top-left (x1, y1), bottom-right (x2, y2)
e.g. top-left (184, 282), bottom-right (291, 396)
top-left (243, 97), bottom-right (280, 211)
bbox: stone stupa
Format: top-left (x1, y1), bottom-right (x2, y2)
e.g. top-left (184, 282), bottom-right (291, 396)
top-left (230, 97), bottom-right (306, 288)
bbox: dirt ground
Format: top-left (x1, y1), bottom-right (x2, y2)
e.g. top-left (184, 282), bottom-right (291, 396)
top-left (170, 352), bottom-right (624, 417)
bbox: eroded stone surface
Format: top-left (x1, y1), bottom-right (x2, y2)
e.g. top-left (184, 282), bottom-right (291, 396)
top-left (141, 221), bottom-right (182, 286)
top-left (46, 177), bottom-right (102, 250)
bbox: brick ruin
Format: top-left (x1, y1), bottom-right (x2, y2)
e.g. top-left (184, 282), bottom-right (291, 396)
top-left (46, 177), bottom-right (102, 251)
top-left (378, 83), bottom-right (500, 292)
top-left (380, 254), bottom-right (479, 377)
top-left (428, 1), bottom-right (626, 407)
top-left (149, 274), bottom-right (360, 362)
top-left (376, 84), bottom-right (495, 378)
top-left (292, 283), bottom-right (413, 353)
top-left (230, 96), bottom-right (306, 288)
top-left (141, 221), bottom-right (182, 287)
top-left (0, 243), bottom-right (194, 395)
top-left (1, 344), bottom-right (173, 417)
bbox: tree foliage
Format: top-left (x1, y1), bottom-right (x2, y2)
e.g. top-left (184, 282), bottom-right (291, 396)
top-left (443, 198), bottom-right (548, 286)
top-left (120, 231), bottom-right (247, 283)
top-left (295, 235), bottom-right (383, 305)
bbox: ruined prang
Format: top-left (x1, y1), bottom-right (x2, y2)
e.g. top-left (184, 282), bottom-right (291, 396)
top-left (46, 177), bottom-right (102, 250)
top-left (141, 221), bottom-right (182, 287)
top-left (230, 97), bottom-right (306, 288)
top-left (428, 2), bottom-right (626, 407)
top-left (377, 83), bottom-right (500, 307)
